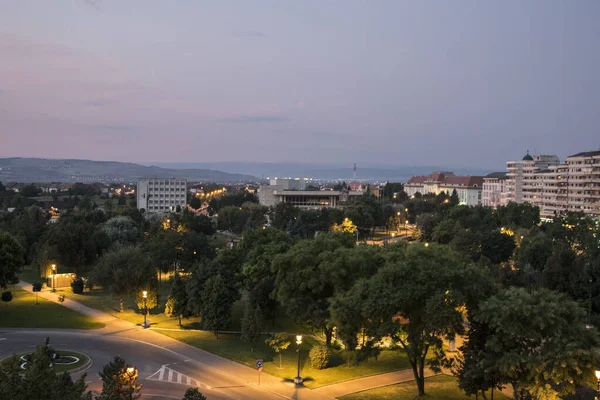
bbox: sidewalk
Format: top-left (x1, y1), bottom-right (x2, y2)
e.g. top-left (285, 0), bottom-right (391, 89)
top-left (16, 281), bottom-right (117, 324)
top-left (313, 369), bottom-right (439, 398)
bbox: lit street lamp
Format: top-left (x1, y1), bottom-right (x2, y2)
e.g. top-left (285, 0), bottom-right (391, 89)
top-left (294, 335), bottom-right (303, 386)
top-left (595, 370), bottom-right (600, 399)
top-left (142, 291), bottom-right (148, 328)
top-left (51, 264), bottom-right (56, 292)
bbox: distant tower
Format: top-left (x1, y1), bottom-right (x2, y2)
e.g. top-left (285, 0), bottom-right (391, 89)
top-left (353, 163), bottom-right (357, 180)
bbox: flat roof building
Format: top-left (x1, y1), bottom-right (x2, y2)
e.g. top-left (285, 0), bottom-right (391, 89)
top-left (137, 178), bottom-right (187, 213)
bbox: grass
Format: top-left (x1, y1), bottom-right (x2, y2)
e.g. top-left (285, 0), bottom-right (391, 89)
top-left (0, 287), bottom-right (104, 330)
top-left (159, 330), bottom-right (412, 388)
top-left (341, 375), bottom-right (508, 400)
top-left (1, 350), bottom-right (90, 374)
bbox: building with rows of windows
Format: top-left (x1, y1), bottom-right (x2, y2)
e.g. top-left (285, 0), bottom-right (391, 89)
top-left (136, 178), bottom-right (187, 213)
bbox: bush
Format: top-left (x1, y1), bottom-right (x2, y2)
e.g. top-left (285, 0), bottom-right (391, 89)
top-left (309, 345), bottom-right (331, 370)
top-left (32, 282), bottom-right (42, 292)
top-left (71, 277), bottom-right (84, 294)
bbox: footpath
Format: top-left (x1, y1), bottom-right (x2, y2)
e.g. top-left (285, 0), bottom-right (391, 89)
top-left (17, 281), bottom-right (512, 399)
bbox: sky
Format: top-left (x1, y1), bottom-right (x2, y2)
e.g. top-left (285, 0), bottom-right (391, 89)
top-left (1, 1), bottom-right (599, 170)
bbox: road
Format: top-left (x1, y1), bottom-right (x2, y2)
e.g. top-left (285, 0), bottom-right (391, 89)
top-left (0, 328), bottom-right (298, 400)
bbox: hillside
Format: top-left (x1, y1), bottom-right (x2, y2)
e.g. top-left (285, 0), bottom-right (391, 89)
top-left (0, 158), bottom-right (258, 183)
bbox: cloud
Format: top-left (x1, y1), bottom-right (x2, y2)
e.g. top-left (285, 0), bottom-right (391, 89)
top-left (84, 99), bottom-right (117, 107)
top-left (234, 31), bottom-right (266, 37)
top-left (92, 124), bottom-right (135, 131)
top-left (83, 0), bottom-right (102, 11)
top-left (219, 115), bottom-right (290, 123)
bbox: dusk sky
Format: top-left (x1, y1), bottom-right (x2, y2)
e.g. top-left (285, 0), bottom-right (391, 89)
top-left (1, 1), bottom-right (599, 170)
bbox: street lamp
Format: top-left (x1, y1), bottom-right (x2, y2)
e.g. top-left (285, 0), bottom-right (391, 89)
top-left (294, 335), bottom-right (303, 386)
top-left (595, 370), bottom-right (600, 399)
top-left (142, 291), bottom-right (148, 328)
top-left (51, 264), bottom-right (56, 292)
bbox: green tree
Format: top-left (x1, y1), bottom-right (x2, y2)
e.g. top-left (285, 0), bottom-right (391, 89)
top-left (200, 274), bottom-right (235, 338)
top-left (241, 302), bottom-right (263, 351)
top-left (273, 233), bottom-right (359, 346)
top-left (480, 230), bottom-right (515, 264)
top-left (0, 231), bottom-right (24, 288)
top-left (415, 213), bottom-right (441, 242)
top-left (100, 216), bottom-right (139, 249)
top-left (165, 273), bottom-right (190, 327)
top-left (432, 219), bottom-right (460, 244)
top-left (265, 333), bottom-right (291, 369)
top-left (97, 356), bottom-right (141, 400)
top-left (517, 234), bottom-right (553, 270)
top-left (181, 388), bottom-right (207, 400)
top-left (361, 244), bottom-right (493, 396)
top-left (188, 197), bottom-right (201, 210)
top-left (2, 291), bottom-right (13, 307)
top-left (90, 246), bottom-right (157, 312)
top-left (475, 287), bottom-right (600, 400)
top-left (241, 228), bottom-right (292, 322)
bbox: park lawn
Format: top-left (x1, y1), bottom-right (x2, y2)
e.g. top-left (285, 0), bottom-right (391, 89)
top-left (160, 330), bottom-right (412, 388)
top-left (0, 288), bottom-right (104, 330)
top-left (341, 375), bottom-right (507, 400)
top-left (62, 284), bottom-right (313, 334)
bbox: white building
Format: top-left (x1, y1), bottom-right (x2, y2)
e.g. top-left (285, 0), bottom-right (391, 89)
top-left (506, 151), bottom-right (560, 206)
top-left (258, 178), bottom-right (362, 208)
top-left (482, 173), bottom-right (509, 208)
top-left (502, 150), bottom-right (600, 219)
top-left (137, 178), bottom-right (187, 213)
top-left (405, 172), bottom-right (484, 206)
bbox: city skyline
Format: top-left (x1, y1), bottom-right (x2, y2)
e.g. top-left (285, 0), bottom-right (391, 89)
top-left (1, 1), bottom-right (599, 169)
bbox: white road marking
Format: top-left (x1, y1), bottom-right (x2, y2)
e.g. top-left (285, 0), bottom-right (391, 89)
top-left (146, 365), bottom-right (212, 389)
top-left (0, 338), bottom-right (7, 341)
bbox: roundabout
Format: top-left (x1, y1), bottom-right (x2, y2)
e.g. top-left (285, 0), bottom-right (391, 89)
top-left (2, 349), bottom-right (91, 374)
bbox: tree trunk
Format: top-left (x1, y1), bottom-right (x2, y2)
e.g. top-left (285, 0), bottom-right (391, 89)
top-left (417, 362), bottom-right (425, 396)
top-left (178, 315), bottom-right (182, 327)
top-left (279, 353), bottom-right (282, 369)
top-left (119, 297), bottom-right (124, 313)
top-left (324, 326), bottom-right (333, 347)
top-left (416, 374), bottom-right (425, 396)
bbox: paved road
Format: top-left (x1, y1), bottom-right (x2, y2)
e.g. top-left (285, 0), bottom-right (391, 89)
top-left (0, 329), bottom-right (289, 400)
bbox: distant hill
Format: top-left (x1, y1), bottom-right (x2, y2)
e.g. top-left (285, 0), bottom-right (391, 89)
top-left (151, 162), bottom-right (493, 182)
top-left (0, 158), bottom-right (258, 183)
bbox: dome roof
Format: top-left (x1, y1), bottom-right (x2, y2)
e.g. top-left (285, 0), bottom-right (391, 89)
top-left (522, 150), bottom-right (533, 161)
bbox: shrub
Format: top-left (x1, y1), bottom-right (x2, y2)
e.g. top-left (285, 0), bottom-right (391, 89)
top-left (309, 345), bottom-right (331, 370)
top-left (71, 277), bottom-right (84, 294)
top-left (32, 282), bottom-right (42, 292)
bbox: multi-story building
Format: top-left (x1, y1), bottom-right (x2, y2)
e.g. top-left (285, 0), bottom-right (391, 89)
top-left (258, 178), bottom-right (362, 208)
top-left (405, 172), bottom-right (484, 206)
top-left (504, 150), bottom-right (600, 219)
top-left (482, 172), bottom-right (509, 208)
top-left (506, 152), bottom-right (560, 206)
top-left (137, 178), bottom-right (187, 213)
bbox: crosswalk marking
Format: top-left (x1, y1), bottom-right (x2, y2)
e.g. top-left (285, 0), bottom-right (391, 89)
top-left (146, 365), bottom-right (211, 390)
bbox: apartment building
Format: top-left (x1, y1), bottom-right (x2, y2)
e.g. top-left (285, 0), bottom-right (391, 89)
top-left (506, 151), bottom-right (560, 206)
top-left (503, 150), bottom-right (600, 219)
top-left (137, 178), bottom-right (187, 213)
top-left (482, 172), bottom-right (509, 208)
top-left (405, 172), bottom-right (484, 206)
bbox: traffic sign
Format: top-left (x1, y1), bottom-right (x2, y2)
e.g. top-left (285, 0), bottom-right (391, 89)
top-left (256, 359), bottom-right (263, 369)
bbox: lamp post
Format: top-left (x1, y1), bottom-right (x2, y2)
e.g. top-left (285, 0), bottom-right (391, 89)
top-left (142, 291), bottom-right (148, 328)
top-left (294, 335), bottom-right (303, 386)
top-left (51, 264), bottom-right (56, 292)
top-left (595, 370), bottom-right (600, 399)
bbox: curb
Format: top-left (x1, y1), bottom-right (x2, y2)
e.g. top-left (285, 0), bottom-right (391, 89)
top-left (69, 354), bottom-right (92, 375)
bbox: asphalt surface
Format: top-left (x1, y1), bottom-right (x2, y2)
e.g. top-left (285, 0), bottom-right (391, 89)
top-left (0, 329), bottom-right (288, 400)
